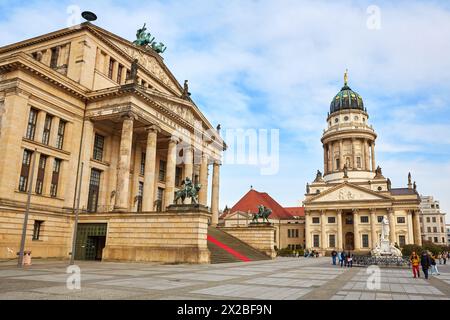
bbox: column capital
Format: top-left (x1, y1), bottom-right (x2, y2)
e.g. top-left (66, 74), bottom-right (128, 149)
top-left (337, 209), bottom-right (343, 215)
top-left (320, 210), bottom-right (326, 216)
top-left (387, 207), bottom-right (394, 214)
top-left (146, 124), bottom-right (161, 133)
top-left (169, 135), bottom-right (180, 144)
top-left (370, 208), bottom-right (377, 214)
top-left (212, 159), bottom-right (222, 166)
top-left (352, 208), bottom-right (359, 214)
top-left (121, 111), bottom-right (138, 121)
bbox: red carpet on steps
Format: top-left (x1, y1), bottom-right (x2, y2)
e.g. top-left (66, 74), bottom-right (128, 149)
top-left (207, 235), bottom-right (252, 262)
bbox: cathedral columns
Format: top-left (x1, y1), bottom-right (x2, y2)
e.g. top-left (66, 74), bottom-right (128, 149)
top-left (198, 152), bottom-right (209, 206)
top-left (337, 210), bottom-right (343, 251)
top-left (364, 139), bottom-right (370, 171)
top-left (114, 113), bottom-right (136, 212)
top-left (164, 136), bottom-right (179, 210)
top-left (407, 210), bottom-right (414, 245)
top-left (413, 210), bottom-right (422, 246)
top-left (183, 147), bottom-right (194, 204)
top-left (329, 142), bottom-right (334, 172)
top-left (323, 145), bottom-right (328, 174)
top-left (353, 209), bottom-right (360, 250)
top-left (371, 142), bottom-right (376, 172)
top-left (388, 208), bottom-right (396, 244)
top-left (352, 138), bottom-right (357, 170)
top-left (142, 125), bottom-right (160, 212)
top-left (320, 210), bottom-right (327, 251)
top-left (339, 140), bottom-right (344, 170)
top-left (305, 212), bottom-right (311, 249)
top-left (211, 160), bottom-right (221, 226)
top-left (370, 209), bottom-right (378, 248)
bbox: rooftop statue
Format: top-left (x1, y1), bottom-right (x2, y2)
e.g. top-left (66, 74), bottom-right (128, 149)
top-left (133, 23), bottom-right (167, 55)
top-left (174, 177), bottom-right (201, 204)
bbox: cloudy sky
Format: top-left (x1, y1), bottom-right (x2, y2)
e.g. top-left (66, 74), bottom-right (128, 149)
top-left (1, 0), bottom-right (450, 213)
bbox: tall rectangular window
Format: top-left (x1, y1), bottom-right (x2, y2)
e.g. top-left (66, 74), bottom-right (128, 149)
top-left (360, 216), bottom-right (369, 223)
top-left (328, 217), bottom-right (336, 224)
top-left (87, 169), bottom-right (101, 213)
top-left (137, 181), bottom-right (144, 212)
top-left (175, 167), bottom-right (183, 186)
top-left (426, 217), bottom-right (430, 223)
top-left (336, 158), bottom-right (340, 170)
top-left (312, 217), bottom-right (320, 224)
top-left (56, 120), bottom-right (66, 149)
top-left (356, 157), bottom-right (362, 168)
top-left (362, 234), bottom-right (369, 248)
top-left (156, 187), bottom-right (164, 212)
top-left (50, 47), bottom-right (59, 69)
top-left (432, 217), bottom-right (436, 223)
top-left (377, 216), bottom-right (383, 223)
top-left (32, 220), bottom-right (43, 240)
top-left (50, 159), bottom-right (61, 198)
top-left (93, 134), bottom-right (105, 161)
top-left (399, 235), bottom-right (406, 247)
top-left (140, 152), bottom-right (146, 176)
top-left (108, 58), bottom-right (115, 79)
top-left (26, 109), bottom-right (38, 140)
top-left (329, 234), bottom-right (336, 248)
top-left (42, 114), bottom-right (53, 145)
top-left (35, 155), bottom-right (47, 195)
top-left (117, 64), bottom-right (123, 83)
top-left (159, 160), bottom-right (167, 181)
top-left (19, 150), bottom-right (33, 192)
top-left (313, 235), bottom-right (320, 247)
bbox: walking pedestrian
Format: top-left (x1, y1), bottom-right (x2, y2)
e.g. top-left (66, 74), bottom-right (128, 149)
top-left (442, 252), bottom-right (447, 265)
top-left (341, 251), bottom-right (347, 268)
top-left (430, 254), bottom-right (440, 275)
top-left (337, 251), bottom-right (342, 266)
top-left (347, 251), bottom-right (353, 268)
top-left (409, 251), bottom-right (420, 278)
top-left (421, 251), bottom-right (431, 279)
top-left (331, 250), bottom-right (337, 265)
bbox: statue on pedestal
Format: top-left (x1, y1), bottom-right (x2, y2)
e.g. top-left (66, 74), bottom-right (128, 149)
top-left (174, 177), bottom-right (201, 204)
top-left (251, 205), bottom-right (272, 224)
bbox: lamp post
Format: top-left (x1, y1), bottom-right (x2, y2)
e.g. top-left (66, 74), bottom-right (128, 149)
top-left (18, 148), bottom-right (38, 267)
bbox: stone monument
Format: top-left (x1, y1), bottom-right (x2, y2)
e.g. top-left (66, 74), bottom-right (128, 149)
top-left (371, 215), bottom-right (402, 257)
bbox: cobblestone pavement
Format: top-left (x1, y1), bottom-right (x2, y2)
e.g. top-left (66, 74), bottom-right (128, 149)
top-left (0, 258), bottom-right (449, 300)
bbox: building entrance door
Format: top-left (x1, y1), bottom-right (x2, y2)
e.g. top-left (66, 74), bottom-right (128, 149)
top-left (345, 232), bottom-right (354, 251)
top-left (75, 223), bottom-right (107, 261)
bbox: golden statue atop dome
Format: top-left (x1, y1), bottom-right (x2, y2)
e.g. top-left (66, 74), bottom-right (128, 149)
top-left (344, 69), bottom-right (348, 86)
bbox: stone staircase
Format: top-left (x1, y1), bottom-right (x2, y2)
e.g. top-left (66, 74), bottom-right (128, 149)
top-left (207, 227), bottom-right (271, 264)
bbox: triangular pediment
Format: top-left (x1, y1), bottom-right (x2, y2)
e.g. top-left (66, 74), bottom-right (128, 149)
top-left (306, 183), bottom-right (393, 204)
top-left (224, 211), bottom-right (252, 220)
top-left (87, 24), bottom-right (182, 95)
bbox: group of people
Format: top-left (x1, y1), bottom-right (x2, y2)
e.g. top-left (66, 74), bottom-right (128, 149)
top-left (409, 251), bottom-right (449, 279)
top-left (331, 250), bottom-right (354, 268)
top-left (304, 249), bottom-right (320, 258)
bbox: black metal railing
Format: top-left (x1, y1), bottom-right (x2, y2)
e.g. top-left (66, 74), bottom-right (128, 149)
top-left (352, 255), bottom-right (411, 267)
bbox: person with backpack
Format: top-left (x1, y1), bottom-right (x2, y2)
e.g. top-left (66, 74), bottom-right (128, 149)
top-left (331, 250), bottom-right (337, 265)
top-left (421, 251), bottom-right (432, 279)
top-left (409, 251), bottom-right (421, 278)
top-left (340, 251), bottom-right (347, 267)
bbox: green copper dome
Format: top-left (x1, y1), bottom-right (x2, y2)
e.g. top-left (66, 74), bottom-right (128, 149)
top-left (330, 85), bottom-right (365, 114)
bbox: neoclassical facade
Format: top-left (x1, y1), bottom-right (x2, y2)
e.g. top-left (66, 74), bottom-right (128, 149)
top-left (419, 196), bottom-right (447, 245)
top-left (303, 74), bottom-right (422, 254)
top-left (0, 22), bottom-right (224, 261)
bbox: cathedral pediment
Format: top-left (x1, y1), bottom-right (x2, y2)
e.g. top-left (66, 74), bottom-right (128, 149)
top-left (305, 182), bottom-right (392, 204)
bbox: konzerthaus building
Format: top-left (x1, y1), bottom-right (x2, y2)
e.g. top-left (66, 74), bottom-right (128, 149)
top-left (303, 74), bottom-right (422, 254)
top-left (0, 22), bottom-right (225, 262)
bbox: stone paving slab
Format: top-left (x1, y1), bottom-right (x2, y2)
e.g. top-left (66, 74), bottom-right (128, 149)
top-left (95, 277), bottom-right (202, 290)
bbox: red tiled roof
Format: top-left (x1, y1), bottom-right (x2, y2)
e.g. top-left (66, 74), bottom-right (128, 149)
top-left (227, 189), bottom-right (297, 220)
top-left (284, 207), bottom-right (305, 217)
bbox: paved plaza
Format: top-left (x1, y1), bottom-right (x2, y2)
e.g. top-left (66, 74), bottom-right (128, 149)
top-left (0, 258), bottom-right (449, 300)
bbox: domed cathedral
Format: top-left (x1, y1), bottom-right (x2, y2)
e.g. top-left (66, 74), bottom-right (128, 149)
top-left (303, 71), bottom-right (422, 255)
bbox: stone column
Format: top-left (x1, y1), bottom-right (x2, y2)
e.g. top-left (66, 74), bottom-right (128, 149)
top-left (43, 156), bottom-right (55, 196)
top-left (407, 210), bottom-right (414, 244)
top-left (323, 145), bottom-right (328, 174)
top-left (183, 147), bottom-right (194, 204)
top-left (339, 139), bottom-right (344, 170)
top-left (211, 160), bottom-right (221, 226)
top-left (79, 119), bottom-right (94, 208)
top-left (337, 210), bottom-right (343, 250)
top-left (364, 139), bottom-right (370, 171)
top-left (34, 110), bottom-right (47, 143)
top-left (388, 208), bottom-right (396, 244)
top-left (371, 142), bottom-right (376, 172)
top-left (353, 209), bottom-right (360, 250)
top-left (49, 117), bottom-right (60, 148)
top-left (352, 138), bottom-right (357, 170)
top-left (329, 142), bottom-right (334, 172)
top-left (163, 136), bottom-right (179, 209)
top-left (320, 210), bottom-right (327, 251)
top-left (305, 212), bottom-right (311, 249)
top-left (413, 210), bottom-right (422, 246)
top-left (142, 125), bottom-right (159, 212)
top-left (114, 113), bottom-right (135, 212)
top-left (198, 152), bottom-right (209, 206)
top-left (328, 143), bottom-right (333, 173)
top-left (370, 209), bottom-right (377, 248)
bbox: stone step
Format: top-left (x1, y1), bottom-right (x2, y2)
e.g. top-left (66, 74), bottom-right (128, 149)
top-left (207, 226), bottom-right (271, 264)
